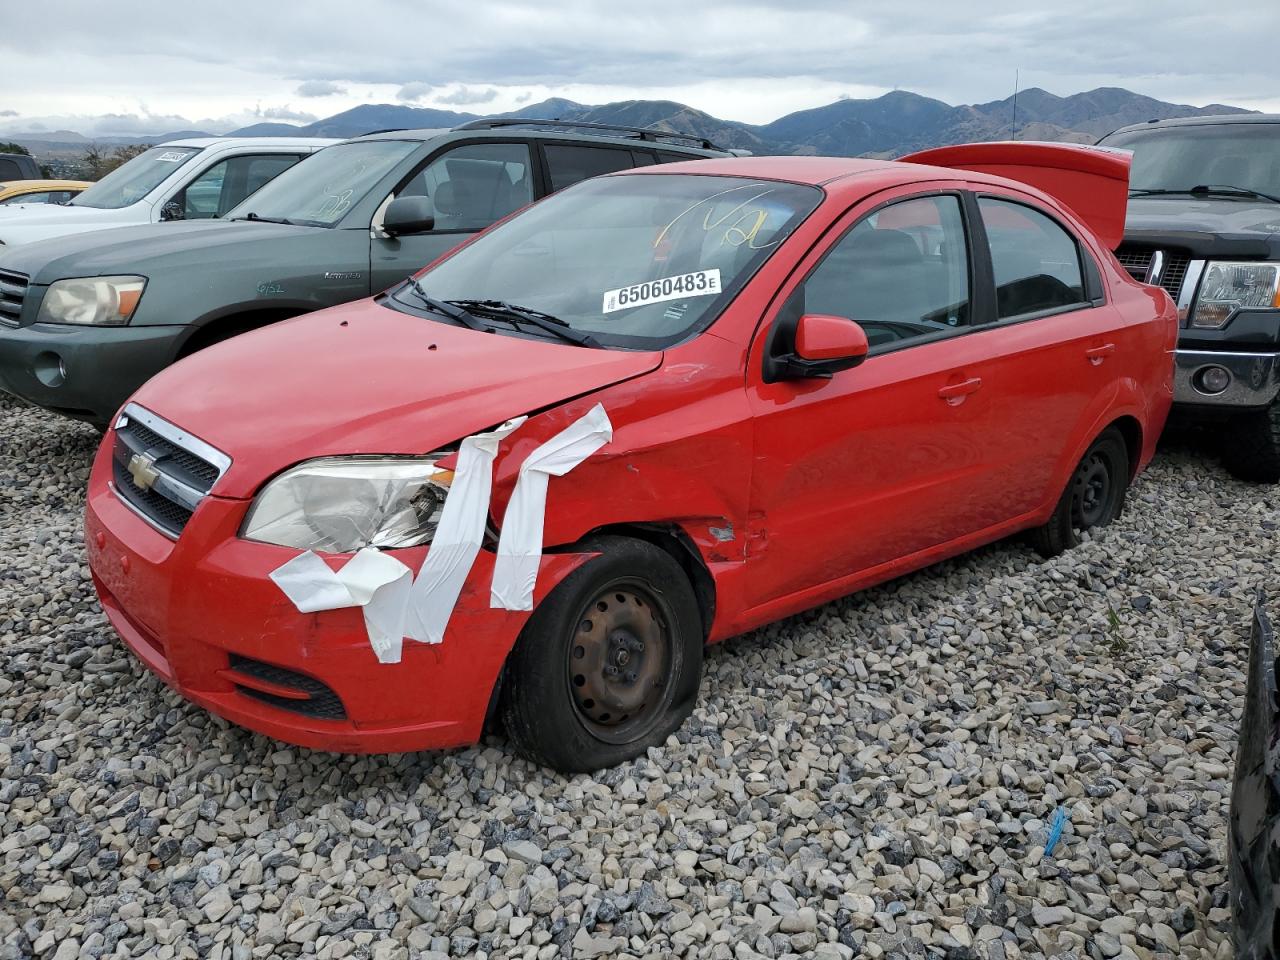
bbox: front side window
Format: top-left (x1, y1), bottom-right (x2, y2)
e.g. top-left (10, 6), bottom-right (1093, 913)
top-left (979, 198), bottom-right (1085, 320)
top-left (1, 191), bottom-right (53, 205)
top-left (544, 144), bottom-right (637, 192)
top-left (70, 146), bottom-right (200, 210)
top-left (396, 142), bottom-right (533, 232)
top-left (800, 194), bottom-right (971, 353)
top-left (225, 140), bottom-right (417, 227)
top-left (390, 174), bottom-right (822, 348)
top-left (174, 153), bottom-right (302, 219)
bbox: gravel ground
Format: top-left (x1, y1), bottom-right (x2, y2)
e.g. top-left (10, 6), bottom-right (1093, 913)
top-left (0, 392), bottom-right (1263, 960)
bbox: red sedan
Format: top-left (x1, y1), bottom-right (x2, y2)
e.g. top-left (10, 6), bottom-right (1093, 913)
top-left (85, 144), bottom-right (1176, 771)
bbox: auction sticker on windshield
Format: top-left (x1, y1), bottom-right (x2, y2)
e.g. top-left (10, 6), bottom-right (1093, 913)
top-left (602, 269), bottom-right (721, 314)
top-left (157, 152), bottom-right (189, 162)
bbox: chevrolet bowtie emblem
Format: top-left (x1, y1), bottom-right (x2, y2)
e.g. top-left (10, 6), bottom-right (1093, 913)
top-left (127, 452), bottom-right (160, 491)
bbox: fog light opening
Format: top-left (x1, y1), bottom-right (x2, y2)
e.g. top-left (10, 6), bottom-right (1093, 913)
top-left (1195, 364), bottom-right (1232, 396)
top-left (32, 351), bottom-right (66, 388)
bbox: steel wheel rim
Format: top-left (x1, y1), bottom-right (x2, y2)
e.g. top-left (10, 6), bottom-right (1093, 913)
top-left (1071, 451), bottom-right (1113, 529)
top-left (566, 578), bottom-right (674, 745)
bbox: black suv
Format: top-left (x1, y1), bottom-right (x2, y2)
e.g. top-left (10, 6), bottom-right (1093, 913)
top-left (1099, 116), bottom-right (1280, 480)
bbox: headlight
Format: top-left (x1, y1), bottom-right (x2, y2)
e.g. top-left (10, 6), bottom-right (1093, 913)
top-left (242, 457), bottom-right (454, 553)
top-left (1191, 261), bottom-right (1280, 329)
top-left (35, 275), bottom-right (146, 326)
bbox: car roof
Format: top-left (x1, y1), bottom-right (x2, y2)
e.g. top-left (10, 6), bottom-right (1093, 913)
top-left (342, 125), bottom-right (724, 156)
top-left (0, 179), bottom-right (90, 191)
top-left (158, 137), bottom-right (340, 148)
top-left (1106, 113), bottom-right (1280, 136)
top-left (620, 155), bottom-right (905, 186)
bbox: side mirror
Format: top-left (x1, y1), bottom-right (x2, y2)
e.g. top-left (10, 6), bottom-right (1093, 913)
top-left (383, 195), bottom-right (435, 237)
top-left (769, 314), bottom-right (869, 380)
top-left (160, 200), bottom-right (185, 222)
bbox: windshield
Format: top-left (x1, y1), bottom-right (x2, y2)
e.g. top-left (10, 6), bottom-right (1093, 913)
top-left (224, 139), bottom-right (417, 226)
top-left (1101, 123), bottom-right (1280, 198)
top-left (70, 146), bottom-right (200, 209)
top-left (392, 174), bottom-right (822, 348)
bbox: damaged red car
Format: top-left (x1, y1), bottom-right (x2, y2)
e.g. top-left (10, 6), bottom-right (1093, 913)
top-left (86, 144), bottom-right (1176, 771)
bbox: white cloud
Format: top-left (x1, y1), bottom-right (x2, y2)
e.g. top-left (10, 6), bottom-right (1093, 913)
top-left (295, 80), bottom-right (346, 97)
top-left (437, 86), bottom-right (500, 106)
top-left (396, 82), bottom-right (434, 103)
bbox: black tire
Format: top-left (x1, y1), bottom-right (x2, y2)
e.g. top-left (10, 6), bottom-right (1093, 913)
top-left (499, 535), bottom-right (703, 773)
top-left (1222, 402), bottom-right (1280, 483)
top-left (1030, 427), bottom-right (1130, 559)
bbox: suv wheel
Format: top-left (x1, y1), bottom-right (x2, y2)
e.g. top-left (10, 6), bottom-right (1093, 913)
top-left (499, 536), bottom-right (703, 772)
top-left (1222, 401), bottom-right (1280, 483)
top-left (1030, 427), bottom-right (1130, 559)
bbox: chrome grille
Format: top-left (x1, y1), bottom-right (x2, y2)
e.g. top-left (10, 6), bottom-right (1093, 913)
top-left (0, 269), bottom-right (28, 327)
top-left (110, 404), bottom-right (230, 538)
top-left (1114, 245), bottom-right (1194, 301)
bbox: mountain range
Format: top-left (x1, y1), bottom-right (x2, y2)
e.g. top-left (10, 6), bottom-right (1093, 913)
top-left (7, 86), bottom-right (1254, 161)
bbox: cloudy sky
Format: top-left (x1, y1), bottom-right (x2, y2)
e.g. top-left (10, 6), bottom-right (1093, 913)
top-left (3, 1), bottom-right (1279, 137)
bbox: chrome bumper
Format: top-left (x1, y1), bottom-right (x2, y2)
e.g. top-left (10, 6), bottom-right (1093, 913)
top-left (1174, 349), bottom-right (1280, 408)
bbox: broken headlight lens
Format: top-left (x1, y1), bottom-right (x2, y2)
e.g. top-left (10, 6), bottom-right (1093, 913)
top-left (1191, 261), bottom-right (1280, 328)
top-left (242, 457), bottom-right (453, 553)
top-left (36, 275), bottom-right (146, 325)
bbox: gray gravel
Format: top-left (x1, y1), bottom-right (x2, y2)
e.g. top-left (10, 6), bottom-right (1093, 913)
top-left (0, 392), bottom-right (1260, 959)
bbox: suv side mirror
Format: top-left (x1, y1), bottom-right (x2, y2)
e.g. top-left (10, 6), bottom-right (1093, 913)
top-left (160, 200), bottom-right (185, 222)
top-left (767, 313), bottom-right (869, 381)
top-left (383, 196), bottom-right (435, 237)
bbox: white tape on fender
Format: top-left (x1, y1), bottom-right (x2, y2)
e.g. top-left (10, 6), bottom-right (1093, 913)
top-left (270, 547), bottom-right (413, 664)
top-left (491, 404), bottom-right (613, 611)
top-left (404, 417), bottom-right (527, 644)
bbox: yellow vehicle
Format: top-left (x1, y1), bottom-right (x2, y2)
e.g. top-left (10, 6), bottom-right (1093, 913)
top-left (0, 180), bottom-right (91, 206)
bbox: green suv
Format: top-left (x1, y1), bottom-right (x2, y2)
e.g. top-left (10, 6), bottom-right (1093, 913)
top-left (0, 120), bottom-right (731, 426)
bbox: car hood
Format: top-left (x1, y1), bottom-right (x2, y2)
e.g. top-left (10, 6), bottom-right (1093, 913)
top-left (1123, 196), bottom-right (1280, 258)
top-left (128, 298), bottom-right (663, 499)
top-left (0, 219), bottom-right (311, 281)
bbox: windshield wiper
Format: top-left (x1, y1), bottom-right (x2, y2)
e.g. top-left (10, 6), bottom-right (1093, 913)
top-left (1130, 184), bottom-right (1280, 205)
top-left (399, 278), bottom-right (491, 331)
top-left (449, 299), bottom-right (602, 348)
top-left (234, 211), bottom-right (296, 225)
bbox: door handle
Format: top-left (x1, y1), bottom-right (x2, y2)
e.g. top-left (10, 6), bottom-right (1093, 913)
top-left (1085, 343), bottom-right (1116, 365)
top-left (938, 377), bottom-right (983, 405)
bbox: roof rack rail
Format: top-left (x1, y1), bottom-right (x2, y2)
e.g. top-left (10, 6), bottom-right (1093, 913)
top-left (452, 117), bottom-right (727, 152)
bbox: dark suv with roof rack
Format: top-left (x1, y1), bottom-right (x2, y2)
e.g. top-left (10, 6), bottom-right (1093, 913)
top-left (0, 120), bottom-right (731, 426)
top-left (1098, 115), bottom-right (1280, 481)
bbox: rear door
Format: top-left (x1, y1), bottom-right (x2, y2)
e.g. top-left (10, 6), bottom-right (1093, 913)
top-left (964, 189), bottom-right (1129, 515)
top-left (368, 140), bottom-right (536, 292)
top-left (745, 184), bottom-right (1009, 606)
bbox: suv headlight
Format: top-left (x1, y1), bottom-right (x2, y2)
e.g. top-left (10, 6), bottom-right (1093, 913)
top-left (242, 457), bottom-right (453, 553)
top-left (1191, 261), bottom-right (1280, 328)
top-left (36, 275), bottom-right (146, 326)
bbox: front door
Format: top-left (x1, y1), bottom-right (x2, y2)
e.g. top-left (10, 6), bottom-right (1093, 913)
top-left (368, 141), bottom-right (535, 293)
top-left (745, 187), bottom-right (1007, 607)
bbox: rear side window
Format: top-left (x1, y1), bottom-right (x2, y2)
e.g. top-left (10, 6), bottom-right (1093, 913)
top-left (543, 145), bottom-right (637, 192)
top-left (979, 198), bottom-right (1086, 320)
top-left (801, 194), bottom-right (971, 354)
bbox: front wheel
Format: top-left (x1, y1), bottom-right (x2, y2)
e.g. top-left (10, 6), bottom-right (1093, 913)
top-left (499, 536), bottom-right (704, 772)
top-left (1222, 401), bottom-right (1280, 483)
top-left (1030, 427), bottom-right (1130, 559)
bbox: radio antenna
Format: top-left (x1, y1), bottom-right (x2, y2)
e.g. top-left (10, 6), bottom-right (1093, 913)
top-left (1011, 69), bottom-right (1020, 140)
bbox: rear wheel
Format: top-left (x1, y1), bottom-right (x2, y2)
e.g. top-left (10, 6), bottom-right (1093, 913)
top-left (499, 536), bottom-right (703, 772)
top-left (1222, 400), bottom-right (1280, 483)
top-left (1030, 427), bottom-right (1130, 559)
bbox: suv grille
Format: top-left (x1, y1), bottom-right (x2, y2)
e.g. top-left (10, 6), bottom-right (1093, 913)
top-left (228, 655), bottom-right (348, 720)
top-left (1114, 245), bottom-right (1193, 301)
top-left (0, 269), bottom-right (28, 327)
top-left (110, 404), bottom-right (230, 537)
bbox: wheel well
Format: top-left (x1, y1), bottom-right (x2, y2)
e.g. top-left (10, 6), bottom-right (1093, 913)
top-left (177, 309), bottom-right (306, 358)
top-left (1105, 415), bottom-right (1143, 479)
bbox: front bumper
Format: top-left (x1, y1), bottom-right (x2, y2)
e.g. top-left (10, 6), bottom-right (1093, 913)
top-left (0, 321), bottom-right (184, 424)
top-left (1173, 348), bottom-right (1280, 410)
top-left (84, 436), bottom-right (589, 754)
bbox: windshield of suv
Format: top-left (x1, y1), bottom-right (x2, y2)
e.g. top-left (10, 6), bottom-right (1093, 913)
top-left (389, 174), bottom-right (822, 348)
top-left (70, 146), bottom-right (200, 209)
top-left (1101, 123), bottom-right (1280, 198)
top-left (224, 139), bottom-right (417, 226)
